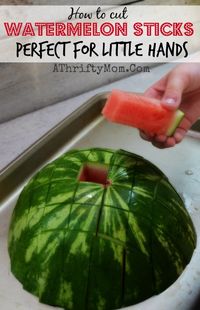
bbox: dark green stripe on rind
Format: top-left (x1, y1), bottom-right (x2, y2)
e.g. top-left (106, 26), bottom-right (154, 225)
top-left (87, 236), bottom-right (124, 310)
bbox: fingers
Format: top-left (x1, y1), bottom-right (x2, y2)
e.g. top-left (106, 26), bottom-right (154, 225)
top-left (144, 76), bottom-right (167, 100)
top-left (154, 135), bottom-right (167, 143)
top-left (162, 128), bottom-right (187, 148)
top-left (161, 67), bottom-right (191, 110)
top-left (173, 128), bottom-right (187, 143)
top-left (144, 87), bottom-right (163, 100)
top-left (139, 130), bottom-right (155, 141)
top-left (145, 65), bottom-right (191, 110)
top-left (141, 64), bottom-right (199, 148)
top-left (141, 134), bottom-right (176, 149)
top-left (139, 126), bottom-right (188, 149)
top-left (152, 136), bottom-right (176, 149)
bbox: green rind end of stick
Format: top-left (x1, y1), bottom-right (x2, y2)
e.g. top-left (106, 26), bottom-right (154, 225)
top-left (166, 110), bottom-right (185, 137)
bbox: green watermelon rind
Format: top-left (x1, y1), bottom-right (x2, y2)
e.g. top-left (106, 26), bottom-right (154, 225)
top-left (166, 109), bottom-right (185, 136)
top-left (8, 148), bottom-right (196, 310)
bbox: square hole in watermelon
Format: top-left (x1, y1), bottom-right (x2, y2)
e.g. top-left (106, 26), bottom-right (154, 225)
top-left (78, 163), bottom-right (110, 187)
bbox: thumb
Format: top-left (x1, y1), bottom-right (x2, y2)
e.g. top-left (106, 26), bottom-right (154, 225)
top-left (161, 69), bottom-right (188, 110)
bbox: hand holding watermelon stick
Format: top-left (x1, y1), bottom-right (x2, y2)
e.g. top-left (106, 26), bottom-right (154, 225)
top-left (140, 63), bottom-right (200, 148)
top-left (102, 89), bottom-right (184, 140)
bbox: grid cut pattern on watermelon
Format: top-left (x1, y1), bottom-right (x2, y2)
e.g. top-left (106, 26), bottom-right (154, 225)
top-left (8, 148), bottom-right (196, 310)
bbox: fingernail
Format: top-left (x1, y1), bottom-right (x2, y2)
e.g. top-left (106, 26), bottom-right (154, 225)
top-left (163, 97), bottom-right (177, 105)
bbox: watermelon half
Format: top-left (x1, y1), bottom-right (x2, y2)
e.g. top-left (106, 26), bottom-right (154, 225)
top-left (8, 148), bottom-right (196, 310)
top-left (102, 90), bottom-right (184, 136)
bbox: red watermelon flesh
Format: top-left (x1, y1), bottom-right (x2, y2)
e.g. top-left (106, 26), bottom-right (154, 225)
top-left (78, 163), bottom-right (110, 187)
top-left (102, 90), bottom-right (184, 136)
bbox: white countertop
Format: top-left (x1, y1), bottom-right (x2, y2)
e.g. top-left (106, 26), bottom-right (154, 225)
top-left (0, 63), bottom-right (175, 172)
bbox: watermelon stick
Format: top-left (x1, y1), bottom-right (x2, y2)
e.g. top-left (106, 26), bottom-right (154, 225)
top-left (102, 90), bottom-right (184, 136)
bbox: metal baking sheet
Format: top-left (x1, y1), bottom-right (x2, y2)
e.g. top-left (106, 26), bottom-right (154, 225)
top-left (0, 93), bottom-right (200, 310)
